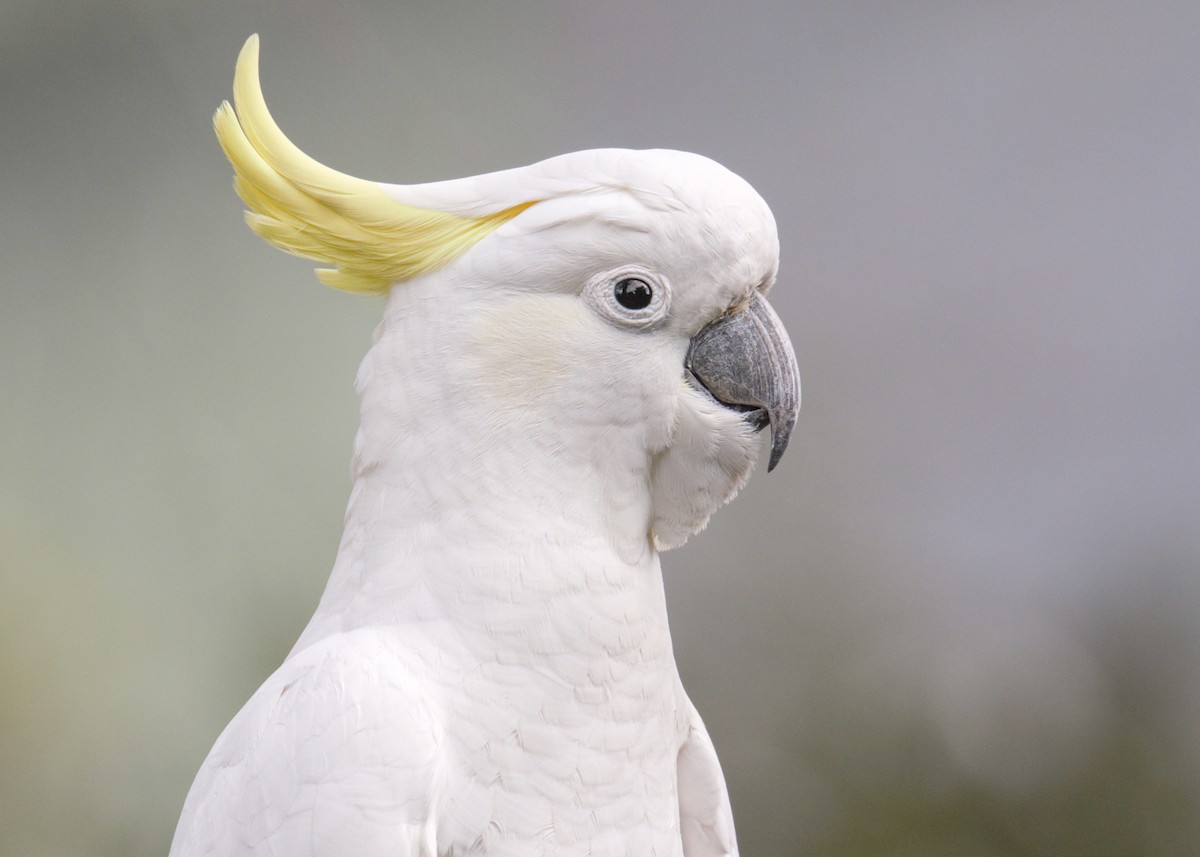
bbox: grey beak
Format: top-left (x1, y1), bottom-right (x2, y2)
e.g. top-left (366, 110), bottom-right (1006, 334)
top-left (685, 293), bottom-right (801, 471)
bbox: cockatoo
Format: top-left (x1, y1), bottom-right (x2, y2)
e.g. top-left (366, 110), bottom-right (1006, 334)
top-left (171, 35), bottom-right (799, 857)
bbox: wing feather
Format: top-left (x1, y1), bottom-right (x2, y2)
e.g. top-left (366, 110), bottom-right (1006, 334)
top-left (677, 699), bottom-right (739, 857)
top-left (170, 629), bottom-right (443, 857)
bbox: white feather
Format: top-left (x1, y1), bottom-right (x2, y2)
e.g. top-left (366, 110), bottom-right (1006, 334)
top-left (177, 120), bottom-right (784, 854)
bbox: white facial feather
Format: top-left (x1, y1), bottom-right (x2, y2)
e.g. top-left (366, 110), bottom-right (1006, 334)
top-left (374, 148), bottom-right (781, 554)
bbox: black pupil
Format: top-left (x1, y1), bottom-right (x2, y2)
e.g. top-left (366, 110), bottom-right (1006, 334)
top-left (614, 278), bottom-right (653, 310)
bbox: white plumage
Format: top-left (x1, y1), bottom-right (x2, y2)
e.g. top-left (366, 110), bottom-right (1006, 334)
top-left (171, 36), bottom-right (798, 857)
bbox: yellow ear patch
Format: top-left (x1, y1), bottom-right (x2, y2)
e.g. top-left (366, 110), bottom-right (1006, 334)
top-left (214, 35), bottom-right (536, 295)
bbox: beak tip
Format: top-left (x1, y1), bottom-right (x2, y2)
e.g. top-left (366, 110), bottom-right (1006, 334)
top-left (766, 431), bottom-right (790, 473)
top-left (765, 400), bottom-right (798, 473)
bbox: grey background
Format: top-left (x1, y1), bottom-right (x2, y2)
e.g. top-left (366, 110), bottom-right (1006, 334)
top-left (2, 1), bottom-right (1198, 854)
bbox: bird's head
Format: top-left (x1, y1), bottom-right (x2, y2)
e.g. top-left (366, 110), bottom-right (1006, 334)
top-left (216, 36), bottom-right (799, 559)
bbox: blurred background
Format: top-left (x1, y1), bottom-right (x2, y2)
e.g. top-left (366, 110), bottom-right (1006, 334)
top-left (2, 1), bottom-right (1199, 854)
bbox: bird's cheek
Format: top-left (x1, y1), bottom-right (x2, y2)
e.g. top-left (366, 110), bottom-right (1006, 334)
top-left (649, 386), bottom-right (761, 551)
top-left (461, 296), bottom-right (588, 412)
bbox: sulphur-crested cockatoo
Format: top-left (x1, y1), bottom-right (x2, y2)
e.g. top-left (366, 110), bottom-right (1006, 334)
top-left (170, 35), bottom-right (799, 857)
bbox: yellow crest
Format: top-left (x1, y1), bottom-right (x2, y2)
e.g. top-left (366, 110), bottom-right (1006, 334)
top-left (214, 35), bottom-right (536, 295)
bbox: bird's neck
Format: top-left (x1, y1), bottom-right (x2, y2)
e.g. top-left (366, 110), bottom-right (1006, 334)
top-left (290, 277), bottom-right (667, 663)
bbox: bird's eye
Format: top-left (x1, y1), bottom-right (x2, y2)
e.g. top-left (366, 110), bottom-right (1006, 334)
top-left (614, 278), bottom-right (653, 310)
top-left (582, 267), bottom-right (671, 330)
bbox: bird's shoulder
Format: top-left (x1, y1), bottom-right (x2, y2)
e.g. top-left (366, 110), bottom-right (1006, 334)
top-left (677, 692), bottom-right (739, 857)
top-left (170, 628), bottom-right (443, 857)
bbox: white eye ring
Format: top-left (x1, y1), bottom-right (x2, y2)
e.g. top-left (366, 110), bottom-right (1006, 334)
top-left (582, 266), bottom-right (671, 330)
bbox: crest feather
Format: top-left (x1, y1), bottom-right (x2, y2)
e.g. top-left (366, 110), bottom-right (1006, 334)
top-left (213, 35), bottom-right (536, 295)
